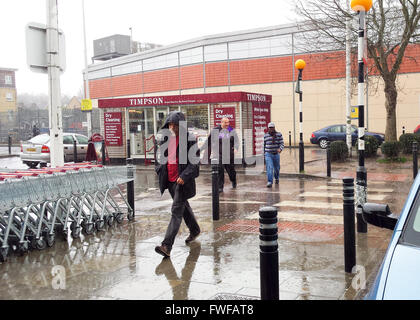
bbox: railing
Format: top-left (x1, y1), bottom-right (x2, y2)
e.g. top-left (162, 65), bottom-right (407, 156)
top-left (143, 135), bottom-right (156, 166)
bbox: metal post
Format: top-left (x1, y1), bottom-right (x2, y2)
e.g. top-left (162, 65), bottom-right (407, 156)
top-left (126, 157), bottom-right (135, 217)
top-left (289, 131), bottom-right (292, 149)
top-left (101, 139), bottom-right (106, 165)
top-left (47, 0), bottom-right (64, 168)
top-left (73, 138), bottom-right (77, 163)
top-left (296, 68), bottom-right (304, 173)
top-left (327, 141), bottom-right (331, 178)
top-left (82, 0), bottom-right (92, 138)
top-left (356, 10), bottom-right (367, 233)
top-left (8, 135), bottom-right (11, 155)
top-left (403, 126), bottom-right (405, 135)
top-left (413, 141), bottom-right (418, 179)
top-left (343, 177), bottom-right (356, 273)
top-left (259, 206), bottom-right (279, 300)
top-left (211, 159), bottom-right (219, 221)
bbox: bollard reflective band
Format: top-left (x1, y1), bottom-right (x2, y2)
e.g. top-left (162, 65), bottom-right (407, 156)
top-left (260, 240), bottom-right (278, 246)
top-left (260, 223), bottom-right (278, 229)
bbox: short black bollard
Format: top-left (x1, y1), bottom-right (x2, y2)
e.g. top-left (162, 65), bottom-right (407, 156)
top-left (259, 206), bottom-right (279, 300)
top-left (326, 140), bottom-right (331, 177)
top-left (289, 131), bottom-right (292, 149)
top-left (403, 126), bottom-right (405, 134)
top-left (73, 138), bottom-right (78, 163)
top-left (343, 177), bottom-right (356, 273)
top-left (8, 135), bottom-right (11, 155)
top-left (413, 141), bottom-right (418, 179)
top-left (101, 140), bottom-right (106, 165)
top-left (211, 159), bottom-right (219, 221)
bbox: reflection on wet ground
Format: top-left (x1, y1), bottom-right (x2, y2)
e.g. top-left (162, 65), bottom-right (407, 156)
top-left (0, 160), bottom-right (410, 300)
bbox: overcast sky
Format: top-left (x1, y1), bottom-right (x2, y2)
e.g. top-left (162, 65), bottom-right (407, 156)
top-left (1, 0), bottom-right (296, 97)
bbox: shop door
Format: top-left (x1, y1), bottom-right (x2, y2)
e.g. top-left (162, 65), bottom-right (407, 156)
top-left (128, 108), bottom-right (154, 155)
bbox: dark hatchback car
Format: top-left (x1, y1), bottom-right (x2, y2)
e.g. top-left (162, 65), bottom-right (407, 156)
top-left (310, 124), bottom-right (385, 149)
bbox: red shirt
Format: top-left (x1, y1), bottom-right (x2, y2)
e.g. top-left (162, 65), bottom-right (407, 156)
top-left (167, 135), bottom-right (179, 182)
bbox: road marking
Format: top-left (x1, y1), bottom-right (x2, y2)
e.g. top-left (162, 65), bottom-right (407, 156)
top-left (299, 191), bottom-right (387, 201)
top-left (246, 211), bottom-right (344, 225)
top-left (315, 185), bottom-right (394, 193)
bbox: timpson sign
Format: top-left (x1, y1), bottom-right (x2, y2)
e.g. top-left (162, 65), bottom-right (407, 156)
top-left (98, 92), bottom-right (271, 108)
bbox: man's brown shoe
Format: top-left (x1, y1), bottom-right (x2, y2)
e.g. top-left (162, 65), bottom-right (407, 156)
top-left (155, 245), bottom-right (171, 258)
top-left (185, 232), bottom-right (200, 244)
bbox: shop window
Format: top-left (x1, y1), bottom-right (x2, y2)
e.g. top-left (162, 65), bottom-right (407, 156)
top-left (181, 105), bottom-right (209, 132)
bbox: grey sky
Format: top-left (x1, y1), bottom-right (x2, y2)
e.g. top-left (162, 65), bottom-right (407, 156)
top-left (1, 0), bottom-right (296, 97)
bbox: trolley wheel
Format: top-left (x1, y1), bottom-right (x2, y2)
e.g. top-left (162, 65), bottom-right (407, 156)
top-left (35, 238), bottom-right (47, 250)
top-left (82, 222), bottom-right (95, 235)
top-left (0, 247), bottom-right (9, 263)
top-left (71, 227), bottom-right (81, 239)
top-left (17, 242), bottom-right (29, 256)
top-left (114, 212), bottom-right (124, 224)
top-left (127, 210), bottom-right (135, 221)
top-left (95, 219), bottom-right (105, 231)
top-left (106, 215), bottom-right (115, 227)
top-left (46, 234), bottom-right (55, 247)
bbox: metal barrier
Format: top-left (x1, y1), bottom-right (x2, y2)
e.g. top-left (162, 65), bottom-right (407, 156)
top-left (0, 162), bottom-right (134, 263)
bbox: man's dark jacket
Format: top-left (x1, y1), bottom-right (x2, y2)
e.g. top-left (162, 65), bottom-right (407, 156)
top-left (155, 111), bottom-right (199, 200)
top-left (205, 125), bottom-right (239, 164)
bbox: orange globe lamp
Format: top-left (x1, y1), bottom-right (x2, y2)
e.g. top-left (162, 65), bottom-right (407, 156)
top-left (295, 59), bottom-right (306, 70)
top-left (351, 0), bottom-right (372, 12)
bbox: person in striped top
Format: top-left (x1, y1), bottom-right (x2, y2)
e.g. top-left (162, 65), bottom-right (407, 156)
top-left (263, 122), bottom-right (284, 187)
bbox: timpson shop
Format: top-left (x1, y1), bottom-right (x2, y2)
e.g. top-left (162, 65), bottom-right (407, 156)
top-left (98, 91), bottom-right (271, 162)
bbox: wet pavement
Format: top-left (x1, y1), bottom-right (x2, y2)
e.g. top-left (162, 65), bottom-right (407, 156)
top-left (0, 147), bottom-right (415, 300)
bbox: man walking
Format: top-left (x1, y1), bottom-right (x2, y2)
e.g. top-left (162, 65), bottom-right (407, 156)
top-left (264, 122), bottom-right (284, 188)
top-left (154, 111), bottom-right (201, 258)
top-left (206, 117), bottom-right (239, 193)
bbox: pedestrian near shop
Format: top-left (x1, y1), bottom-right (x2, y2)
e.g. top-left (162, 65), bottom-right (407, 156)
top-left (154, 111), bottom-right (201, 258)
top-left (205, 117), bottom-right (239, 193)
top-left (264, 122), bottom-right (284, 188)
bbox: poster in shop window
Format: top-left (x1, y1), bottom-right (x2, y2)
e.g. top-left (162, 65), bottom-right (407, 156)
top-left (213, 105), bottom-right (236, 128)
top-left (252, 104), bottom-right (270, 155)
top-left (104, 112), bottom-right (123, 146)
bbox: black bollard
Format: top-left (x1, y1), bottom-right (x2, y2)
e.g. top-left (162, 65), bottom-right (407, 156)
top-left (326, 140), bottom-right (331, 177)
top-left (73, 138), bottom-right (78, 163)
top-left (242, 138), bottom-right (247, 168)
top-left (413, 141), bottom-right (418, 179)
top-left (126, 157), bottom-right (135, 218)
top-left (211, 159), bottom-right (219, 221)
top-left (101, 140), bottom-right (106, 165)
top-left (343, 177), bottom-right (356, 273)
top-left (8, 135), bottom-right (11, 155)
top-left (289, 131), bottom-right (291, 149)
top-left (403, 126), bottom-right (405, 134)
top-left (259, 206), bottom-right (279, 300)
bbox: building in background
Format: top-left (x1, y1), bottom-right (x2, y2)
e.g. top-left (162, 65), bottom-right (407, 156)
top-left (85, 24), bottom-right (420, 160)
top-left (0, 68), bottom-right (18, 142)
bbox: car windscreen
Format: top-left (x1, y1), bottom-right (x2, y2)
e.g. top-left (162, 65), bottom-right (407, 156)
top-left (29, 135), bottom-right (50, 145)
top-left (400, 187), bottom-right (420, 247)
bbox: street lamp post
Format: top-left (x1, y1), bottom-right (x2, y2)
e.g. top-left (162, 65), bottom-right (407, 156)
top-left (295, 59), bottom-right (306, 173)
top-left (351, 0), bottom-right (372, 233)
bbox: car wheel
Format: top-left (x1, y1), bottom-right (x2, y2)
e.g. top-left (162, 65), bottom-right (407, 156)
top-left (319, 139), bottom-right (328, 149)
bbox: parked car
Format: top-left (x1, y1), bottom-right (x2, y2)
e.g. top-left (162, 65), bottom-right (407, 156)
top-left (20, 133), bottom-right (89, 168)
top-left (414, 124), bottom-right (420, 134)
top-left (363, 174), bottom-right (420, 299)
top-left (310, 124), bottom-right (385, 149)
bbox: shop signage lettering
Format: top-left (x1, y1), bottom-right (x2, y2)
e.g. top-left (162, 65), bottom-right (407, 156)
top-left (247, 94), bottom-right (267, 102)
top-left (129, 97), bottom-right (164, 106)
top-left (104, 112), bottom-right (123, 146)
top-left (213, 106), bottom-right (236, 128)
top-left (252, 104), bottom-right (270, 155)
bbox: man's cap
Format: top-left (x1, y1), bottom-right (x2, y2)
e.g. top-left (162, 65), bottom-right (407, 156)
top-left (268, 122), bottom-right (275, 128)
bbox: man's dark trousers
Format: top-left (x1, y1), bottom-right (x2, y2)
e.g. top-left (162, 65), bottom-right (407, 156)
top-left (162, 182), bottom-right (200, 250)
top-left (218, 163), bottom-right (236, 190)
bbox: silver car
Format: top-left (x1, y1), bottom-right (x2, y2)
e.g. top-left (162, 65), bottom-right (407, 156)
top-left (20, 133), bottom-right (89, 168)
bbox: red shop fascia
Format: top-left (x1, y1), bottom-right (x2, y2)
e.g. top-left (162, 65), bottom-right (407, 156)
top-left (98, 91), bottom-right (272, 159)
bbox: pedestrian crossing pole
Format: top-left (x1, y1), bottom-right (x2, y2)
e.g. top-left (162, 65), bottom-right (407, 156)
top-left (351, 0), bottom-right (372, 233)
top-left (295, 59), bottom-right (306, 173)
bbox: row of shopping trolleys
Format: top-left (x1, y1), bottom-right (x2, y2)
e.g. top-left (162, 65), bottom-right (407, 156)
top-left (0, 162), bottom-right (135, 263)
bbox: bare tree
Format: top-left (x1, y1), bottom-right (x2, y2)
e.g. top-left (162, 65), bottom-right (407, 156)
top-left (294, 0), bottom-right (420, 141)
